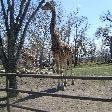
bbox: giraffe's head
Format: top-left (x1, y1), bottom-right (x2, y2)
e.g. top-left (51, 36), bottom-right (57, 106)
top-left (41, 1), bottom-right (55, 11)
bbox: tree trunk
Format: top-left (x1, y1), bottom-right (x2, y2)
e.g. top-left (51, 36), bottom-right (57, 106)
top-left (6, 69), bottom-right (17, 89)
top-left (5, 61), bottom-right (18, 97)
top-left (73, 55), bottom-right (78, 67)
top-left (39, 51), bottom-right (44, 69)
top-left (110, 37), bottom-right (112, 63)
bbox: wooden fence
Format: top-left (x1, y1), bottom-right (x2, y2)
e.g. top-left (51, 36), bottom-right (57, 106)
top-left (0, 73), bottom-right (112, 112)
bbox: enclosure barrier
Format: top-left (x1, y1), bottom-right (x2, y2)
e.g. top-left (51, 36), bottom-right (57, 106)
top-left (0, 73), bottom-right (112, 112)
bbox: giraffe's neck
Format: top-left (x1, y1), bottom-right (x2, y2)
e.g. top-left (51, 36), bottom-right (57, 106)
top-left (50, 10), bottom-right (56, 35)
top-left (50, 9), bottom-right (60, 51)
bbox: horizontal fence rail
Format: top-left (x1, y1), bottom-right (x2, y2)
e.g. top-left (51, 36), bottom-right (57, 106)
top-left (0, 88), bottom-right (6, 91)
top-left (0, 97), bottom-right (7, 102)
top-left (0, 104), bottom-right (6, 107)
top-left (0, 73), bottom-right (112, 80)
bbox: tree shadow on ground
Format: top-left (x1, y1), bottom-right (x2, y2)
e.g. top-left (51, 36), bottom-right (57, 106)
top-left (10, 87), bottom-right (112, 104)
top-left (12, 87), bottom-right (58, 104)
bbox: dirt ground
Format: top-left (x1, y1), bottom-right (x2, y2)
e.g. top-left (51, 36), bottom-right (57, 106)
top-left (0, 76), bottom-right (112, 112)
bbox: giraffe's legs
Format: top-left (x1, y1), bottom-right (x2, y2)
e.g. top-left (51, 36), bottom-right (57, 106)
top-left (51, 59), bottom-right (55, 73)
top-left (64, 59), bottom-right (68, 87)
top-left (34, 63), bottom-right (36, 73)
top-left (56, 59), bottom-right (64, 91)
top-left (55, 60), bottom-right (61, 90)
top-left (69, 57), bottom-right (74, 85)
top-left (24, 61), bottom-right (27, 73)
top-left (60, 61), bottom-right (64, 91)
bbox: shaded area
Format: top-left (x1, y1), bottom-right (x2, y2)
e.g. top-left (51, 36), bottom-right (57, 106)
top-left (12, 87), bottom-right (112, 105)
top-left (41, 87), bottom-right (58, 93)
top-left (0, 97), bottom-right (7, 107)
top-left (0, 103), bottom-right (7, 108)
top-left (0, 87), bottom-right (112, 112)
top-left (10, 104), bottom-right (49, 112)
top-left (13, 87), bottom-right (58, 104)
top-left (0, 97), bottom-right (7, 102)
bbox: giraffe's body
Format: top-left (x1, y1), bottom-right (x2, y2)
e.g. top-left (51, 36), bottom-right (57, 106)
top-left (51, 33), bottom-right (73, 73)
top-left (42, 1), bottom-right (74, 90)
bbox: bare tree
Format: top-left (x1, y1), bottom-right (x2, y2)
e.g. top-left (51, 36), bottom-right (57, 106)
top-left (71, 10), bottom-right (89, 66)
top-left (57, 9), bottom-right (89, 66)
top-left (0, 0), bottom-right (45, 91)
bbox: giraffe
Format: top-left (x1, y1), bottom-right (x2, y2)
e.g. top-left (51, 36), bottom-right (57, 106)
top-left (41, 1), bottom-right (74, 90)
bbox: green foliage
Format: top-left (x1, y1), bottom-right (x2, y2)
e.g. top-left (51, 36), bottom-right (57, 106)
top-left (72, 64), bottom-right (112, 76)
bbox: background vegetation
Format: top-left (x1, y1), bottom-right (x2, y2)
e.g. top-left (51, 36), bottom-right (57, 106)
top-left (0, 0), bottom-right (112, 77)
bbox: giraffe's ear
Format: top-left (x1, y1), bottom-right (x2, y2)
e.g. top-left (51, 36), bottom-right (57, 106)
top-left (49, 0), bottom-right (54, 5)
top-left (41, 2), bottom-right (53, 10)
top-left (50, 0), bottom-right (56, 7)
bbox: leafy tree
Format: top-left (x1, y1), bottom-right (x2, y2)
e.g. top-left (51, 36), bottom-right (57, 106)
top-left (57, 9), bottom-right (89, 66)
top-left (71, 10), bottom-right (89, 66)
top-left (99, 11), bottom-right (112, 62)
top-left (95, 26), bottom-right (112, 62)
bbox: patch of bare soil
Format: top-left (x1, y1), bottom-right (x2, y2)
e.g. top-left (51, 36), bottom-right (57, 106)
top-left (1, 76), bottom-right (112, 112)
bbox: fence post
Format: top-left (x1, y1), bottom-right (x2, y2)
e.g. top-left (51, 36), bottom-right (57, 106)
top-left (6, 73), bottom-right (10, 112)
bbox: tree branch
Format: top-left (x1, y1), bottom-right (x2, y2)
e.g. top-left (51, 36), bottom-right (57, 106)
top-left (106, 16), bottom-right (112, 22)
top-left (15, 0), bottom-right (31, 38)
top-left (13, 0), bottom-right (31, 49)
top-left (16, 0), bottom-right (26, 24)
top-left (6, 0), bottom-right (15, 60)
top-left (10, 0), bottom-right (15, 32)
top-left (1, 0), bottom-right (9, 32)
top-left (15, 0), bottom-right (45, 61)
top-left (0, 33), bottom-right (3, 49)
top-left (0, 34), bottom-right (8, 67)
